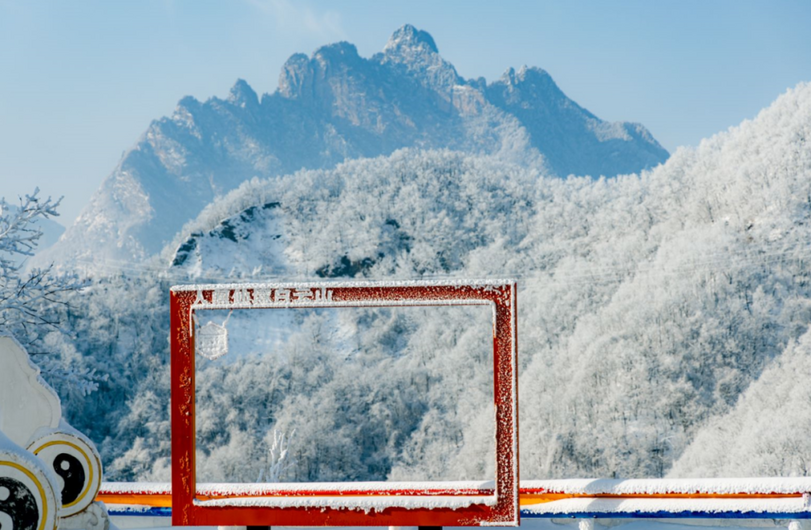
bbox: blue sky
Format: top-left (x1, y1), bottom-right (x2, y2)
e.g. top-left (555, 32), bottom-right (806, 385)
top-left (1, 0), bottom-right (810, 224)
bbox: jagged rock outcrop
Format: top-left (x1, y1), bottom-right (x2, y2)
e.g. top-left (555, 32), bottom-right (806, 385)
top-left (39, 24), bottom-right (668, 270)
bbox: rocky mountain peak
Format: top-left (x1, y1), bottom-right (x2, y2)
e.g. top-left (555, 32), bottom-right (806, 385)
top-left (227, 79), bottom-right (259, 108)
top-left (278, 53), bottom-right (311, 99)
top-left (383, 24), bottom-right (439, 55)
top-left (494, 65), bottom-right (565, 104)
top-left (278, 43), bottom-right (364, 101)
top-left (378, 24), bottom-right (460, 96)
top-left (500, 67), bottom-right (517, 85)
top-left (500, 66), bottom-right (553, 88)
top-left (517, 65), bottom-right (551, 82)
top-left (313, 41), bottom-right (361, 62)
top-left (40, 25), bottom-right (671, 270)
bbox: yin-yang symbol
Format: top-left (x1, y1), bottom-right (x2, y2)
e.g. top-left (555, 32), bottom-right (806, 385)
top-left (0, 477), bottom-right (39, 530)
top-left (27, 431), bottom-right (101, 517)
top-left (51, 455), bottom-right (84, 506)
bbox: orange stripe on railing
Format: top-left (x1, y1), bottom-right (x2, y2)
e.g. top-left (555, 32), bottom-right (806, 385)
top-left (519, 492), bottom-right (806, 506)
top-left (97, 490), bottom-right (808, 509)
top-left (96, 494), bottom-right (173, 507)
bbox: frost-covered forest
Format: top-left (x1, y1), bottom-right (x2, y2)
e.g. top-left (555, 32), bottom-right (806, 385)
top-left (23, 81), bottom-right (808, 483)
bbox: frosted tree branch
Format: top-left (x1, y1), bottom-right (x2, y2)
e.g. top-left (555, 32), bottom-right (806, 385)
top-left (0, 189), bottom-right (88, 354)
top-left (258, 429), bottom-right (297, 483)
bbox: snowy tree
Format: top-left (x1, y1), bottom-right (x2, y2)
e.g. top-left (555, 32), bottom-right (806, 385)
top-left (258, 430), bottom-right (297, 482)
top-left (0, 189), bottom-right (93, 394)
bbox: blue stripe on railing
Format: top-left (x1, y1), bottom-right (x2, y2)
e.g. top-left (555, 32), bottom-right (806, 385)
top-left (521, 510), bottom-right (811, 519)
top-left (106, 507), bottom-right (172, 517)
top-left (104, 506), bottom-right (811, 520)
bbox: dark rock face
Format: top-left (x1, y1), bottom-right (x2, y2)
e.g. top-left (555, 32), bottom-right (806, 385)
top-left (43, 24), bottom-right (668, 268)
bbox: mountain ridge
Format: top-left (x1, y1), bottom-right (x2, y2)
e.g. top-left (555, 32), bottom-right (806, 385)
top-left (38, 24), bottom-right (668, 271)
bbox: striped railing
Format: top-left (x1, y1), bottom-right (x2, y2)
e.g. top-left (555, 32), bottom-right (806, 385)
top-left (98, 478), bottom-right (811, 523)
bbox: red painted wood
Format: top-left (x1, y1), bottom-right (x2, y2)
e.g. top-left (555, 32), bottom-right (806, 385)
top-left (187, 504), bottom-right (489, 527)
top-left (170, 281), bottom-right (519, 527)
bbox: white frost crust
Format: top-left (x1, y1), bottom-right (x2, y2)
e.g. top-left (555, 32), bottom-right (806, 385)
top-left (100, 480), bottom-right (495, 496)
top-left (171, 278), bottom-right (517, 292)
top-left (192, 299), bottom-right (493, 311)
top-left (102, 503), bottom-right (159, 513)
top-left (523, 497), bottom-right (811, 515)
top-left (99, 482), bottom-right (171, 495)
top-left (521, 478), bottom-right (811, 495)
top-left (193, 494), bottom-right (497, 510)
top-left (196, 480), bottom-right (495, 495)
top-left (102, 478), bottom-right (811, 498)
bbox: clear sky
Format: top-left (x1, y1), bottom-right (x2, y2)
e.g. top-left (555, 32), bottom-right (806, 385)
top-left (1, 0), bottom-right (810, 224)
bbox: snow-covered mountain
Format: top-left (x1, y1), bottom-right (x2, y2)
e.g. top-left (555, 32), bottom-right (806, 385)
top-left (39, 24), bottom-right (667, 270)
top-left (140, 82), bottom-right (811, 481)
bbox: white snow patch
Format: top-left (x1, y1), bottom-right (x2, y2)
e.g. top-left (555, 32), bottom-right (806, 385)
top-left (193, 494), bottom-right (496, 511)
top-left (195, 480), bottom-right (495, 496)
top-left (524, 497), bottom-right (810, 516)
top-left (522, 478), bottom-right (811, 495)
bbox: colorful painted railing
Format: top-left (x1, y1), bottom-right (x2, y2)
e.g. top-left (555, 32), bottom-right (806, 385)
top-left (98, 478), bottom-right (811, 521)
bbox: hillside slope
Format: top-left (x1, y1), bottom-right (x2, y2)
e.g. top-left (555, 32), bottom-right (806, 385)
top-left (143, 83), bottom-right (811, 480)
top-left (669, 329), bottom-right (811, 477)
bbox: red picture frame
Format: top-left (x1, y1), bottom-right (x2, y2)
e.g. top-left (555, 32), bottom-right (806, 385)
top-left (170, 280), bottom-right (519, 527)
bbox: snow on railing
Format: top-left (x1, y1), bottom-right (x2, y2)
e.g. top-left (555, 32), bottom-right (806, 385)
top-left (99, 478), bottom-right (811, 524)
top-left (521, 478), bottom-right (811, 521)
